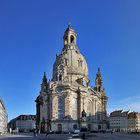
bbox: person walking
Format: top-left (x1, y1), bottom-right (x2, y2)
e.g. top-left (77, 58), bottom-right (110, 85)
top-left (34, 129), bottom-right (37, 137)
top-left (46, 131), bottom-right (49, 138)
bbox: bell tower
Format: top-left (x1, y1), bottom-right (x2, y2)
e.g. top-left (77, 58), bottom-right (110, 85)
top-left (63, 24), bottom-right (77, 49)
top-left (95, 68), bottom-right (103, 92)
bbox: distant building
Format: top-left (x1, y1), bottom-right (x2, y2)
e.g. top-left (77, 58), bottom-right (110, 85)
top-left (109, 110), bottom-right (128, 132)
top-left (128, 112), bottom-right (140, 132)
top-left (35, 25), bottom-right (108, 133)
top-left (8, 115), bottom-right (36, 132)
top-left (109, 110), bottom-right (140, 132)
top-left (0, 97), bottom-right (8, 134)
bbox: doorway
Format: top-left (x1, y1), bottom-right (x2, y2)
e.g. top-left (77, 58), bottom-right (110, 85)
top-left (58, 124), bottom-right (62, 132)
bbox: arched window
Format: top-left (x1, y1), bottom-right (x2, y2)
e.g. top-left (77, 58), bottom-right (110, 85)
top-left (98, 86), bottom-right (101, 92)
top-left (65, 58), bottom-right (68, 66)
top-left (87, 100), bottom-right (92, 115)
top-left (80, 60), bottom-right (83, 67)
top-left (58, 65), bottom-right (64, 81)
top-left (70, 35), bottom-right (75, 44)
top-left (59, 74), bottom-right (62, 81)
top-left (58, 97), bottom-right (64, 119)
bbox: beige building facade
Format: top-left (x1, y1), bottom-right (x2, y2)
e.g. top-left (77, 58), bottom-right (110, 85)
top-left (128, 112), bottom-right (140, 132)
top-left (0, 97), bottom-right (8, 134)
top-left (35, 25), bottom-right (108, 133)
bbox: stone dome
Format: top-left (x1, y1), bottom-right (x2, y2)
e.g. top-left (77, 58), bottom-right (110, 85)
top-left (52, 25), bottom-right (89, 85)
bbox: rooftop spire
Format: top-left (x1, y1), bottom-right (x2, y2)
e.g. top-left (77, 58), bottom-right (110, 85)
top-left (96, 67), bottom-right (102, 78)
top-left (65, 23), bottom-right (75, 33)
top-left (98, 67), bottom-right (100, 72)
top-left (42, 72), bottom-right (47, 83)
top-left (68, 22), bottom-right (71, 28)
top-left (41, 72), bottom-right (48, 92)
top-left (97, 67), bottom-right (101, 76)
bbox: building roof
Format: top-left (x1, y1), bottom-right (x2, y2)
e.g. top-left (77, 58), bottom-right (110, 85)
top-left (110, 110), bottom-right (123, 117)
top-left (121, 111), bottom-right (129, 117)
top-left (64, 24), bottom-right (75, 33)
top-left (110, 110), bottom-right (140, 118)
top-left (128, 112), bottom-right (140, 119)
top-left (9, 115), bottom-right (36, 124)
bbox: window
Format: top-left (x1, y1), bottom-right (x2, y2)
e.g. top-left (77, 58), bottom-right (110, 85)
top-left (78, 60), bottom-right (83, 67)
top-left (59, 75), bottom-right (62, 81)
top-left (80, 60), bottom-right (83, 67)
top-left (98, 86), bottom-right (101, 92)
top-left (58, 97), bottom-right (64, 119)
top-left (64, 36), bottom-right (68, 45)
top-left (65, 59), bottom-right (68, 66)
top-left (98, 125), bottom-right (101, 130)
top-left (70, 35), bottom-right (75, 43)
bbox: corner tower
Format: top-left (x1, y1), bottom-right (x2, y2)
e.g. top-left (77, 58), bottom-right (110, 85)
top-left (95, 68), bottom-right (103, 92)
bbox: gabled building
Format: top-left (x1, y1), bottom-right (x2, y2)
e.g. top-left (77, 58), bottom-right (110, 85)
top-left (35, 25), bottom-right (108, 133)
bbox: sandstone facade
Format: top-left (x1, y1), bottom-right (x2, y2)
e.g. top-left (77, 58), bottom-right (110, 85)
top-left (35, 25), bottom-right (108, 132)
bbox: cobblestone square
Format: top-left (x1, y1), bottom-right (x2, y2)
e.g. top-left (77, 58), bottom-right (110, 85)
top-left (0, 133), bottom-right (140, 140)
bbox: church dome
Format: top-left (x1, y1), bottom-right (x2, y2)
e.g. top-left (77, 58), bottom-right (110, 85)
top-left (52, 25), bottom-right (89, 85)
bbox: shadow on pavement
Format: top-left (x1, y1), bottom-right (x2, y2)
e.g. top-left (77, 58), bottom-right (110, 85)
top-left (0, 134), bottom-right (35, 140)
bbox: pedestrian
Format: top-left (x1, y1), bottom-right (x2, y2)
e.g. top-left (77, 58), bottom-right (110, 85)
top-left (46, 131), bottom-right (49, 138)
top-left (34, 129), bottom-right (37, 137)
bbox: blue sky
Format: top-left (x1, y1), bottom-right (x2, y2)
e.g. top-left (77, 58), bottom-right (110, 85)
top-left (0, 0), bottom-right (140, 121)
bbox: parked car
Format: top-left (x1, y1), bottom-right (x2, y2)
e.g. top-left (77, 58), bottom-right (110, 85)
top-left (72, 130), bottom-right (80, 138)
